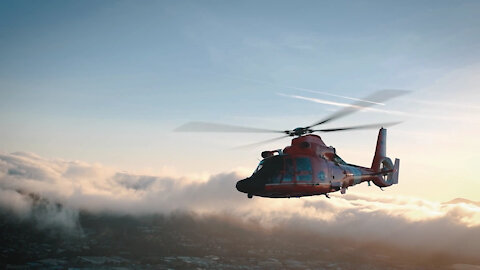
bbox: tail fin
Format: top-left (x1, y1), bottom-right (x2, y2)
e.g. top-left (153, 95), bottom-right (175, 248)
top-left (371, 128), bottom-right (387, 172)
top-left (371, 128), bottom-right (400, 187)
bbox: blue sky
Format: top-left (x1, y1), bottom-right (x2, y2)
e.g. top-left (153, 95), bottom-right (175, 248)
top-left (1, 0), bottom-right (480, 201)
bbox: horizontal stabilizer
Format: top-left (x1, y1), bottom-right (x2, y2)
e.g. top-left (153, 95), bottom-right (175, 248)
top-left (391, 158), bottom-right (400, 184)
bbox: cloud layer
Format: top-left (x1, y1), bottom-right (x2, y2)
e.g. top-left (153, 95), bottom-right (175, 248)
top-left (1, 152), bottom-right (480, 257)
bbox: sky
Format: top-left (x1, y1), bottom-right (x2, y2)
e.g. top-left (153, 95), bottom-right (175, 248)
top-left (1, 0), bottom-right (480, 204)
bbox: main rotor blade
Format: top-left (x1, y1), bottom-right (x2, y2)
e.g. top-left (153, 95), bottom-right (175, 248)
top-left (175, 121), bottom-right (285, 133)
top-left (232, 135), bottom-right (290, 150)
top-left (307, 89), bottom-right (409, 128)
top-left (313, 121), bottom-right (402, 133)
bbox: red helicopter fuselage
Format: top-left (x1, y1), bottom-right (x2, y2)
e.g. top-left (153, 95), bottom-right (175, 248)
top-left (236, 128), bottom-right (399, 198)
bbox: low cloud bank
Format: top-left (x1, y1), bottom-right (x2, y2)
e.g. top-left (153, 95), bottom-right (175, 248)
top-left (1, 152), bottom-right (480, 257)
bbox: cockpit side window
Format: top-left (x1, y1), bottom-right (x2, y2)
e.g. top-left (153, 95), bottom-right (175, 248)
top-left (283, 158), bottom-right (294, 182)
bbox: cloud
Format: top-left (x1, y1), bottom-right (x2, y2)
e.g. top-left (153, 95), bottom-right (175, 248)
top-left (1, 152), bottom-right (480, 257)
top-left (0, 151), bottom-right (248, 218)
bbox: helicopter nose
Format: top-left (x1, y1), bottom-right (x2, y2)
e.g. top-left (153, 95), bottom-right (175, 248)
top-left (236, 178), bottom-right (249, 193)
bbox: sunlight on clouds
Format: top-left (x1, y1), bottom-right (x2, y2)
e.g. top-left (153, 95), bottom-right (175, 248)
top-left (2, 151), bottom-right (480, 227)
top-left (443, 203), bottom-right (480, 228)
top-left (1, 151), bottom-right (480, 256)
top-left (344, 195), bottom-right (446, 222)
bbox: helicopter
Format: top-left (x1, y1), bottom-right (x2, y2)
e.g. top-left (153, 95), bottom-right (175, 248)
top-left (176, 90), bottom-right (404, 199)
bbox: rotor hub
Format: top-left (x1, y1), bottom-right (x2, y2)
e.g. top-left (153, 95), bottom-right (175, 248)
top-left (285, 127), bottom-right (314, 137)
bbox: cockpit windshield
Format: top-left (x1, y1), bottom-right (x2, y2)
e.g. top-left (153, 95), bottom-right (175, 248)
top-left (251, 156), bottom-right (282, 178)
top-left (254, 161), bottom-right (264, 173)
top-left (251, 155), bottom-right (314, 184)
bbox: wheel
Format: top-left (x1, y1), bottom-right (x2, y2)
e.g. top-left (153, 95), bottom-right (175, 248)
top-left (247, 193), bottom-right (253, 199)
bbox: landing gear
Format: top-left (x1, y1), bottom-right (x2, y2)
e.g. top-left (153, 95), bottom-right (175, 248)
top-left (247, 193), bottom-right (253, 199)
top-left (325, 194), bottom-right (330, 199)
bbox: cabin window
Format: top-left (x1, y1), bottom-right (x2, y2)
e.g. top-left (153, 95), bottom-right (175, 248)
top-left (296, 157), bottom-right (312, 181)
top-left (297, 174), bottom-right (312, 181)
top-left (317, 171), bottom-right (326, 181)
top-left (283, 158), bottom-right (294, 182)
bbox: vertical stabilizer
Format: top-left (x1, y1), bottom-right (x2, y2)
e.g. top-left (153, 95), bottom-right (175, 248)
top-left (371, 128), bottom-right (387, 172)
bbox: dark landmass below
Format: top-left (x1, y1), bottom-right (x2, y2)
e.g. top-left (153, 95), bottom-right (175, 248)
top-left (1, 210), bottom-right (479, 270)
